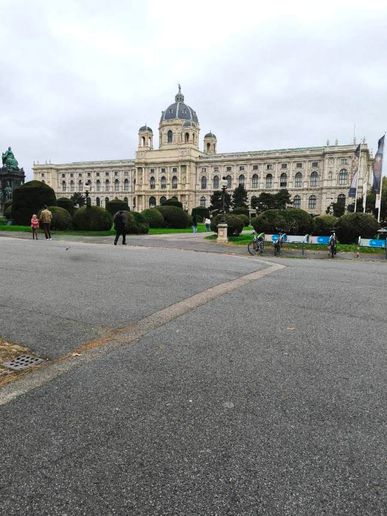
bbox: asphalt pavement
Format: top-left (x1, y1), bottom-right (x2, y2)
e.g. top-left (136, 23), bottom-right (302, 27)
top-left (0, 235), bottom-right (386, 515)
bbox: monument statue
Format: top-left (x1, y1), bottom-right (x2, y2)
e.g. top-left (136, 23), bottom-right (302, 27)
top-left (2, 147), bottom-right (19, 170)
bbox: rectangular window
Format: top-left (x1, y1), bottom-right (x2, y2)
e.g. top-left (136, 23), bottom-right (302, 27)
top-left (226, 166), bottom-right (232, 171)
top-left (62, 174), bottom-right (65, 178)
top-left (253, 165), bottom-right (258, 170)
top-left (201, 167), bottom-right (206, 173)
top-left (161, 168), bottom-right (166, 173)
top-left (96, 172), bottom-right (100, 176)
top-left (150, 168), bottom-right (154, 173)
top-left (296, 162), bottom-right (302, 168)
top-left (115, 171), bottom-right (118, 176)
top-left (312, 161), bottom-right (318, 168)
top-left (341, 158), bottom-right (347, 165)
top-left (281, 164), bottom-right (287, 169)
top-left (172, 167), bottom-right (177, 173)
top-left (106, 172), bottom-right (109, 176)
top-left (239, 165), bottom-right (244, 171)
top-left (266, 164), bottom-right (273, 170)
top-left (214, 166), bottom-right (219, 172)
top-left (70, 173), bottom-right (73, 177)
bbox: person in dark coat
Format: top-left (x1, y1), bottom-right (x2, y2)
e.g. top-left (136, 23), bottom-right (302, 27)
top-left (113, 210), bottom-right (128, 245)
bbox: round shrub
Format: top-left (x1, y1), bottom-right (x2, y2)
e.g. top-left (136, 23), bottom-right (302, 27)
top-left (161, 197), bottom-right (183, 208)
top-left (211, 214), bottom-right (244, 236)
top-left (57, 197), bottom-right (75, 215)
top-left (252, 208), bottom-right (313, 235)
top-left (41, 206), bottom-right (72, 230)
top-left (191, 206), bottom-right (209, 222)
top-left (130, 212), bottom-right (149, 234)
top-left (141, 208), bottom-right (164, 228)
top-left (12, 180), bottom-right (57, 225)
top-left (236, 214), bottom-right (249, 227)
top-left (73, 206), bottom-right (113, 231)
top-left (106, 199), bottom-right (130, 216)
top-left (232, 207), bottom-right (249, 217)
top-left (157, 206), bottom-right (189, 228)
top-left (313, 215), bottom-right (337, 236)
top-left (335, 213), bottom-right (379, 244)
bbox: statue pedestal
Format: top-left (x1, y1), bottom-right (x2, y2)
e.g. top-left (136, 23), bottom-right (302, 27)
top-left (217, 223), bottom-right (228, 243)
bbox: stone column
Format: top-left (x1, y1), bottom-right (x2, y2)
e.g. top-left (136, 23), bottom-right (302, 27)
top-left (217, 223), bottom-right (228, 243)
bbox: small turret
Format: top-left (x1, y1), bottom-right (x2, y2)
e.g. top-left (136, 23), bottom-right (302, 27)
top-left (204, 132), bottom-right (217, 154)
top-left (138, 125), bottom-right (153, 150)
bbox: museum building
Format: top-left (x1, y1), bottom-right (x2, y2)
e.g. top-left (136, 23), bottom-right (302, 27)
top-left (33, 88), bottom-right (372, 214)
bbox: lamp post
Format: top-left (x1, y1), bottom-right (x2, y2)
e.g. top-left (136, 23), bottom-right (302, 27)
top-left (217, 178), bottom-right (228, 243)
top-left (85, 180), bottom-right (91, 206)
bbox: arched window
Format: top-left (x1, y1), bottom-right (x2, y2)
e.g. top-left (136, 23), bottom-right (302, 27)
top-left (337, 194), bottom-right (346, 206)
top-left (226, 175), bottom-right (232, 188)
top-left (293, 195), bottom-right (301, 208)
top-left (308, 195), bottom-right (317, 209)
top-left (200, 196), bottom-right (206, 207)
top-left (310, 171), bottom-right (318, 187)
top-left (124, 197), bottom-right (128, 203)
top-left (124, 178), bottom-right (129, 191)
top-left (266, 174), bottom-right (273, 188)
top-left (105, 197), bottom-right (109, 205)
top-left (96, 180), bottom-right (101, 192)
top-left (160, 176), bottom-right (166, 189)
top-left (114, 179), bottom-right (119, 192)
top-left (280, 173), bottom-right (287, 188)
top-left (252, 174), bottom-right (258, 188)
top-left (149, 196), bottom-right (156, 208)
top-left (207, 142), bottom-right (210, 152)
top-left (339, 169), bottom-right (348, 185)
top-left (96, 197), bottom-right (100, 207)
top-left (172, 176), bottom-right (178, 189)
top-left (167, 130), bottom-right (173, 143)
top-left (78, 180), bottom-right (83, 191)
top-left (105, 179), bottom-right (110, 191)
top-left (239, 174), bottom-right (245, 186)
top-left (213, 175), bottom-right (219, 189)
top-left (141, 136), bottom-right (145, 147)
top-left (295, 172), bottom-right (302, 188)
top-left (70, 180), bottom-right (74, 192)
top-left (185, 132), bottom-right (189, 143)
top-left (62, 181), bottom-right (66, 192)
top-left (160, 196), bottom-right (167, 204)
top-left (201, 176), bottom-right (207, 189)
top-left (150, 176), bottom-right (155, 189)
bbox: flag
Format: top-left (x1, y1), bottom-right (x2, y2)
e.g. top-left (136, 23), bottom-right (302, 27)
top-left (348, 144), bottom-right (361, 197)
top-left (372, 135), bottom-right (385, 193)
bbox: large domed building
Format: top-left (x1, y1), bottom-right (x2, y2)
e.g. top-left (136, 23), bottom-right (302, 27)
top-left (33, 87), bottom-right (371, 215)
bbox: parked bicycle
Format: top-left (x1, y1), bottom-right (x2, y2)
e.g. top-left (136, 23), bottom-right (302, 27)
top-left (328, 231), bottom-right (337, 258)
top-left (248, 231), bottom-right (265, 256)
top-left (273, 230), bottom-right (286, 256)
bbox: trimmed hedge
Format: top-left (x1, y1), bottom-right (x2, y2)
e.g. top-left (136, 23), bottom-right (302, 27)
top-left (232, 207), bottom-right (249, 217)
top-left (57, 197), bottom-right (75, 215)
top-left (335, 213), bottom-right (379, 244)
top-left (252, 208), bottom-right (313, 235)
top-left (236, 214), bottom-right (249, 227)
top-left (41, 206), bottom-right (72, 230)
top-left (106, 199), bottom-right (130, 216)
top-left (211, 214), bottom-right (244, 236)
top-left (161, 197), bottom-right (183, 208)
top-left (12, 180), bottom-right (57, 225)
top-left (141, 208), bottom-right (164, 228)
top-left (157, 206), bottom-right (189, 228)
top-left (129, 212), bottom-right (149, 234)
top-left (313, 215), bottom-right (337, 236)
top-left (73, 206), bottom-right (113, 231)
top-left (191, 206), bottom-right (209, 222)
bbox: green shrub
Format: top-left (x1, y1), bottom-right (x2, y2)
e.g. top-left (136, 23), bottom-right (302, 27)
top-left (236, 214), bottom-right (249, 227)
top-left (106, 198), bottom-right (130, 216)
top-left (232, 207), bottom-right (249, 217)
top-left (211, 214), bottom-right (244, 236)
top-left (141, 208), bottom-right (164, 228)
top-left (157, 206), bottom-right (189, 228)
top-left (191, 206), bottom-right (209, 222)
top-left (161, 197), bottom-right (183, 208)
top-left (252, 208), bottom-right (313, 235)
top-left (40, 206), bottom-right (72, 230)
top-left (335, 213), bottom-right (379, 244)
top-left (57, 197), bottom-right (75, 215)
top-left (313, 215), bottom-right (337, 236)
top-left (11, 180), bottom-right (57, 225)
top-left (130, 212), bottom-right (149, 234)
top-left (4, 204), bottom-right (12, 220)
top-left (4, 199), bottom-right (12, 212)
top-left (73, 206), bottom-right (113, 231)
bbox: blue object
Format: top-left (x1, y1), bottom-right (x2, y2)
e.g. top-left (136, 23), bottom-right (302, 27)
top-left (369, 239), bottom-right (386, 248)
top-left (317, 236), bottom-right (330, 244)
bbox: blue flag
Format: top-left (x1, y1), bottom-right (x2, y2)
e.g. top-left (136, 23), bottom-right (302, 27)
top-left (372, 135), bottom-right (385, 193)
top-left (348, 144), bottom-right (361, 197)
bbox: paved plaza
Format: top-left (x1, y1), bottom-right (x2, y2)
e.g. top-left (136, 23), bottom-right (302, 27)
top-left (0, 234), bottom-right (386, 515)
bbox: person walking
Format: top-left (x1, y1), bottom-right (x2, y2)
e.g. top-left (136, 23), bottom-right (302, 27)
top-left (204, 217), bottom-right (211, 232)
top-left (40, 205), bottom-right (52, 240)
top-left (114, 210), bottom-right (127, 245)
top-left (192, 213), bottom-right (198, 234)
top-left (31, 214), bottom-right (39, 240)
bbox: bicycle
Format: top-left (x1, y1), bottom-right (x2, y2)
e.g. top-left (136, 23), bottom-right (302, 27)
top-left (248, 232), bottom-right (265, 256)
top-left (328, 239), bottom-right (337, 258)
top-left (273, 231), bottom-right (286, 256)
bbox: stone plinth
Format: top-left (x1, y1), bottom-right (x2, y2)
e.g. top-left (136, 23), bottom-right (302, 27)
top-left (217, 223), bottom-right (228, 243)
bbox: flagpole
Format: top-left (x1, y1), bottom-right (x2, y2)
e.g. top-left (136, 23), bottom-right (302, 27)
top-left (376, 133), bottom-right (386, 223)
top-left (363, 156), bottom-right (368, 213)
top-left (354, 143), bottom-right (360, 212)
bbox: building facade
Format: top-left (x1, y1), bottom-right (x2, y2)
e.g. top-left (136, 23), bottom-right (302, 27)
top-left (33, 88), bottom-right (372, 215)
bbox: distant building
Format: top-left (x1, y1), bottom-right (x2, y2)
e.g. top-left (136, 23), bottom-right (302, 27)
top-left (33, 87), bottom-right (372, 214)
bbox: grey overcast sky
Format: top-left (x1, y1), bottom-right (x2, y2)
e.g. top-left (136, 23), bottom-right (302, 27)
top-left (1, 0), bottom-right (387, 179)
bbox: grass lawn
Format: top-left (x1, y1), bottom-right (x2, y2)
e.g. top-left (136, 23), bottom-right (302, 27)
top-left (0, 224), bottom-right (207, 236)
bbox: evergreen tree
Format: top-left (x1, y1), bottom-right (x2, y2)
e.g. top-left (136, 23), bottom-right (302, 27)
top-left (231, 184), bottom-right (248, 209)
top-left (70, 192), bottom-right (86, 207)
top-left (209, 190), bottom-right (231, 213)
top-left (253, 190), bottom-right (291, 213)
